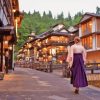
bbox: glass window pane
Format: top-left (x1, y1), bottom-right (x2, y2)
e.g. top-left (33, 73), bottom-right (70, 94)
top-left (97, 34), bottom-right (100, 48)
top-left (81, 35), bottom-right (93, 50)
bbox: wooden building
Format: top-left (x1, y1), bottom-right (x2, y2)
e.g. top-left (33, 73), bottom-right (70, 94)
top-left (30, 24), bottom-right (72, 64)
top-left (16, 32), bottom-right (36, 67)
top-left (17, 24), bottom-right (74, 69)
top-left (0, 0), bottom-right (23, 73)
top-left (79, 13), bottom-right (100, 63)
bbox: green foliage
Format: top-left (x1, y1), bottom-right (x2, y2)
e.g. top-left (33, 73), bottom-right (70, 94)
top-left (16, 10), bottom-right (83, 51)
top-left (96, 6), bottom-right (100, 14)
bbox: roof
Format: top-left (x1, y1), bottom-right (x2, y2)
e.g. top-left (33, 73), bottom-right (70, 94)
top-left (68, 26), bottom-right (79, 33)
top-left (0, 26), bottom-right (14, 31)
top-left (80, 12), bottom-right (100, 24)
top-left (22, 23), bottom-right (69, 46)
top-left (85, 12), bottom-right (100, 17)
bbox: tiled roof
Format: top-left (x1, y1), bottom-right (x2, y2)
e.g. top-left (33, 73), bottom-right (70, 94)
top-left (85, 12), bottom-right (100, 17)
top-left (80, 12), bottom-right (100, 24)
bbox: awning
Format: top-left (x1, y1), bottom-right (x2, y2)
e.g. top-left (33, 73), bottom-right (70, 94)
top-left (0, 26), bottom-right (15, 35)
top-left (0, 26), bottom-right (14, 31)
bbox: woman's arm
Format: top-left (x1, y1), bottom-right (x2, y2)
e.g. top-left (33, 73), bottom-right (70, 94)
top-left (66, 46), bottom-right (71, 62)
top-left (69, 45), bottom-right (74, 67)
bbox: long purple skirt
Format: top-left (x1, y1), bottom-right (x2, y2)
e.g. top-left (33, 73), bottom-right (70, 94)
top-left (71, 53), bottom-right (88, 88)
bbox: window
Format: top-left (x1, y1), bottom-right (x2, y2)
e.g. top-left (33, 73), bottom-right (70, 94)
top-left (97, 34), bottom-right (100, 48)
top-left (82, 35), bottom-right (93, 50)
top-left (81, 20), bottom-right (92, 36)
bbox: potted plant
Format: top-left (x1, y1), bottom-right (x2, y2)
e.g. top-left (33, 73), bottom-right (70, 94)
top-left (0, 72), bottom-right (4, 80)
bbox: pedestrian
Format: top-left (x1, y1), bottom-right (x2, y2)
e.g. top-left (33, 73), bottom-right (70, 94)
top-left (70, 36), bottom-right (88, 94)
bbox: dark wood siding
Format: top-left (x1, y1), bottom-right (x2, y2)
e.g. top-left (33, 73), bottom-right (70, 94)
top-left (96, 18), bottom-right (100, 32)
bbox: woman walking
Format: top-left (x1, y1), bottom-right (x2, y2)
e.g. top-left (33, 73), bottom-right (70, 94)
top-left (70, 36), bottom-right (88, 94)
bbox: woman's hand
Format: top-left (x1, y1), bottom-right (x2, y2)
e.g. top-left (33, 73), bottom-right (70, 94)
top-left (84, 60), bottom-right (86, 65)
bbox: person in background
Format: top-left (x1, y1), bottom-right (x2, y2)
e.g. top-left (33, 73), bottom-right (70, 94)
top-left (70, 36), bottom-right (88, 94)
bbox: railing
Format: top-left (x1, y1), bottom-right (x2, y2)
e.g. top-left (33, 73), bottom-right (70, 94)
top-left (16, 61), bottom-right (100, 78)
top-left (86, 62), bottom-right (100, 74)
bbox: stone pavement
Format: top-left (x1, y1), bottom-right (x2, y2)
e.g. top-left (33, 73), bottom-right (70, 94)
top-left (0, 68), bottom-right (100, 100)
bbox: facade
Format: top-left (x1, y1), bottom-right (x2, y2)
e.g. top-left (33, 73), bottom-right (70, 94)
top-left (17, 24), bottom-right (75, 69)
top-left (79, 13), bottom-right (100, 63)
top-left (0, 0), bottom-right (23, 72)
top-left (33, 24), bottom-right (71, 64)
top-left (16, 32), bottom-right (36, 67)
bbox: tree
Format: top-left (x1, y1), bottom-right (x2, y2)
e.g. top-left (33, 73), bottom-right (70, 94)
top-left (33, 10), bottom-right (41, 18)
top-left (57, 12), bottom-right (64, 20)
top-left (48, 11), bottom-right (53, 18)
top-left (96, 6), bottom-right (100, 14)
top-left (34, 24), bottom-right (40, 34)
top-left (28, 11), bottom-right (31, 15)
top-left (43, 11), bottom-right (46, 17)
top-left (68, 12), bottom-right (72, 21)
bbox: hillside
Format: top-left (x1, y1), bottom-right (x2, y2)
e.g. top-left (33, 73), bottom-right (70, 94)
top-left (16, 10), bottom-right (83, 51)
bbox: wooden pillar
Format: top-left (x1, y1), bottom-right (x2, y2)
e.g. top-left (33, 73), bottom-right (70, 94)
top-left (0, 36), bottom-right (3, 72)
top-left (5, 50), bottom-right (9, 73)
top-left (49, 61), bottom-right (53, 72)
top-left (8, 49), bottom-right (13, 70)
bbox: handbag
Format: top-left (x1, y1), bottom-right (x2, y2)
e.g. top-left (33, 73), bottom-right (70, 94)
top-left (66, 67), bottom-right (71, 78)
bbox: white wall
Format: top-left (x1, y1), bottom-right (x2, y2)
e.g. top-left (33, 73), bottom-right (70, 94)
top-left (79, 25), bottom-right (82, 37)
top-left (0, 4), bottom-right (8, 26)
top-left (92, 17), bottom-right (96, 33)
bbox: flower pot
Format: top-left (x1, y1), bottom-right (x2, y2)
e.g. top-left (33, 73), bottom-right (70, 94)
top-left (0, 72), bottom-right (4, 80)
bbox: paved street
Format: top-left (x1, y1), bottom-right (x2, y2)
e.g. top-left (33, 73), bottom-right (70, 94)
top-left (0, 67), bottom-right (100, 100)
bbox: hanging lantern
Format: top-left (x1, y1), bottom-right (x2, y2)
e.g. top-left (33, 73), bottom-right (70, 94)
top-left (9, 45), bottom-right (13, 50)
top-left (3, 41), bottom-right (8, 49)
